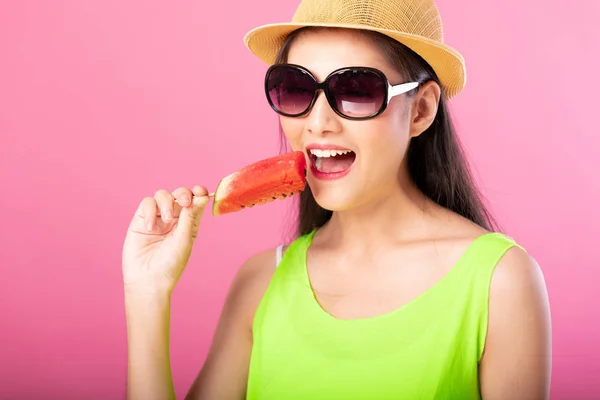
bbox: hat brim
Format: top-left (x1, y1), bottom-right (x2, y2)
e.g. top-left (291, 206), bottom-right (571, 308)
top-left (243, 22), bottom-right (466, 99)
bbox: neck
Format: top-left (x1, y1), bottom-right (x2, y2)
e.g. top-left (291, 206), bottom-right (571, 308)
top-left (318, 175), bottom-right (437, 251)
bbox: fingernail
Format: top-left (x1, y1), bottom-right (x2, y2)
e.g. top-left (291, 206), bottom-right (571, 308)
top-left (180, 195), bottom-right (190, 205)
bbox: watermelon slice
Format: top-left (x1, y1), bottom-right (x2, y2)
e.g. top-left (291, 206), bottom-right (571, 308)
top-left (212, 151), bottom-right (307, 216)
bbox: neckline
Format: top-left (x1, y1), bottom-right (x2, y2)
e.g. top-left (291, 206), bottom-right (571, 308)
top-left (299, 229), bottom-right (499, 325)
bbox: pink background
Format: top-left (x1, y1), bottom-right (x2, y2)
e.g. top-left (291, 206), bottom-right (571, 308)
top-left (1, 0), bottom-right (599, 399)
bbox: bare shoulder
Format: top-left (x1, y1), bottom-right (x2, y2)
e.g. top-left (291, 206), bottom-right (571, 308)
top-left (236, 247), bottom-right (279, 285)
top-left (486, 244), bottom-right (552, 354)
top-left (185, 248), bottom-right (279, 399)
top-left (487, 245), bottom-right (550, 324)
top-left (490, 245), bottom-right (548, 294)
top-left (479, 245), bottom-right (552, 399)
top-left (486, 245), bottom-right (551, 350)
top-left (226, 247), bottom-right (280, 330)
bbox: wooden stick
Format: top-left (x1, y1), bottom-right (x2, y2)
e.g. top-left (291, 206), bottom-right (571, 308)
top-left (172, 192), bottom-right (214, 204)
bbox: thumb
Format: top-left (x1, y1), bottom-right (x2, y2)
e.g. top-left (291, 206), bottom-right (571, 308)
top-left (174, 193), bottom-right (209, 245)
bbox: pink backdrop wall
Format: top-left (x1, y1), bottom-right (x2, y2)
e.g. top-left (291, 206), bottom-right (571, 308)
top-left (1, 0), bottom-right (598, 399)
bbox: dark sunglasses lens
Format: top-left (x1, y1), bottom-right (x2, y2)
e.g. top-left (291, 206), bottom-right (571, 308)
top-left (266, 66), bottom-right (315, 116)
top-left (328, 70), bottom-right (386, 118)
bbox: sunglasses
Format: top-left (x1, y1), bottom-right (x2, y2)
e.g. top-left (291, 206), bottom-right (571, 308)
top-left (264, 64), bottom-right (419, 120)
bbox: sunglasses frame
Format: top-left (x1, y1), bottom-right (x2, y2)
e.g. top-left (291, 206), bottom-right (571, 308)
top-left (264, 63), bottom-right (420, 121)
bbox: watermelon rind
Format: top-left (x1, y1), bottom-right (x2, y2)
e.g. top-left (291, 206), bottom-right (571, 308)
top-left (212, 172), bottom-right (236, 216)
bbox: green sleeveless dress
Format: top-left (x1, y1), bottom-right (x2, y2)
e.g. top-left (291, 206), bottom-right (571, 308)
top-left (246, 229), bottom-right (522, 399)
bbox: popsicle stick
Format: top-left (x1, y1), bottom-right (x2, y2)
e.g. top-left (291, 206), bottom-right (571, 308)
top-left (174, 192), bottom-right (214, 203)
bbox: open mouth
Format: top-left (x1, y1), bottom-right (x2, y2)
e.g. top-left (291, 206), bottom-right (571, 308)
top-left (307, 148), bottom-right (356, 180)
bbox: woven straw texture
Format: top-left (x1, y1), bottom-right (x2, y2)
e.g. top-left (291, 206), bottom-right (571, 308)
top-left (244, 0), bottom-right (466, 99)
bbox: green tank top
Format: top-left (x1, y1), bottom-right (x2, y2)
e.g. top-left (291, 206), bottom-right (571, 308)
top-left (246, 229), bottom-right (522, 399)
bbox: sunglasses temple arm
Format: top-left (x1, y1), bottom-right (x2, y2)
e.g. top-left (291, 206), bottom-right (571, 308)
top-left (388, 82), bottom-right (420, 101)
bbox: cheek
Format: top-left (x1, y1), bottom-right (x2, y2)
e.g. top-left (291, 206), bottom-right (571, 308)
top-left (372, 108), bottom-right (410, 148)
top-left (279, 117), bottom-right (304, 151)
top-left (358, 111), bottom-right (411, 168)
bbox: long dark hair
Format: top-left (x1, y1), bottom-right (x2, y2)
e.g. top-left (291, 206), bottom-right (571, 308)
top-left (275, 27), bottom-right (498, 238)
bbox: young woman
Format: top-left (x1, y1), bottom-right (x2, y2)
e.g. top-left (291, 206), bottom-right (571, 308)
top-left (122, 0), bottom-right (552, 398)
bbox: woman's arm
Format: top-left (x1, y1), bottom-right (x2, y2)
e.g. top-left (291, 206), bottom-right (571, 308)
top-left (125, 248), bottom-right (276, 400)
top-left (125, 292), bottom-right (177, 400)
top-left (479, 247), bottom-right (552, 399)
top-left (185, 248), bottom-right (277, 400)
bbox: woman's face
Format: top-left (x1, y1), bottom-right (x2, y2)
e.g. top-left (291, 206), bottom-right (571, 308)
top-left (280, 29), bottom-right (427, 212)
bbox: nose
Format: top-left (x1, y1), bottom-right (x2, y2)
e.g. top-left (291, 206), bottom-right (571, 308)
top-left (305, 90), bottom-right (342, 136)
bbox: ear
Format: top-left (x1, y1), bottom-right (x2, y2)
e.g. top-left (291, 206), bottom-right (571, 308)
top-left (408, 81), bottom-right (441, 138)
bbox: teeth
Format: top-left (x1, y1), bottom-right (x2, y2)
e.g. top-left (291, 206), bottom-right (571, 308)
top-left (309, 149), bottom-right (352, 157)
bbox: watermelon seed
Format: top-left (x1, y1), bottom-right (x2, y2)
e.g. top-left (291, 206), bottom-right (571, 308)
top-left (282, 194), bottom-right (287, 198)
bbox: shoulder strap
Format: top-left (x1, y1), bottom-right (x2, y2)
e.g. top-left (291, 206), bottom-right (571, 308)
top-left (253, 233), bottom-right (314, 332)
top-left (471, 232), bottom-right (522, 267)
top-left (275, 244), bottom-right (284, 268)
top-left (273, 230), bottom-right (317, 269)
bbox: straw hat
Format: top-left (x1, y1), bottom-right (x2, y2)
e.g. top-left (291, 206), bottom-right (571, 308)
top-left (243, 0), bottom-right (466, 99)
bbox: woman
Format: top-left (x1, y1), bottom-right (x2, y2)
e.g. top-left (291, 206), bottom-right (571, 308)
top-left (122, 0), bottom-right (552, 398)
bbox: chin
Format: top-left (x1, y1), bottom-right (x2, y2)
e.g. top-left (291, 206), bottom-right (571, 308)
top-left (306, 176), bottom-right (360, 212)
top-left (303, 147), bottom-right (369, 211)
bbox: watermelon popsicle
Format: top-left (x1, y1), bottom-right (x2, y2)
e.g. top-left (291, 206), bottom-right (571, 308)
top-left (208, 151), bottom-right (307, 216)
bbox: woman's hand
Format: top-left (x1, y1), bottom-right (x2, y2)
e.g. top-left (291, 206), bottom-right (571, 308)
top-left (122, 185), bottom-right (210, 296)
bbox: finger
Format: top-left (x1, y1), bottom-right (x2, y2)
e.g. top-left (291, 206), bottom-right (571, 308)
top-left (172, 186), bottom-right (194, 211)
top-left (154, 189), bottom-right (175, 223)
top-left (191, 184), bottom-right (210, 213)
top-left (192, 185), bottom-right (209, 197)
top-left (135, 197), bottom-right (158, 232)
top-left (174, 185), bottom-right (210, 244)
